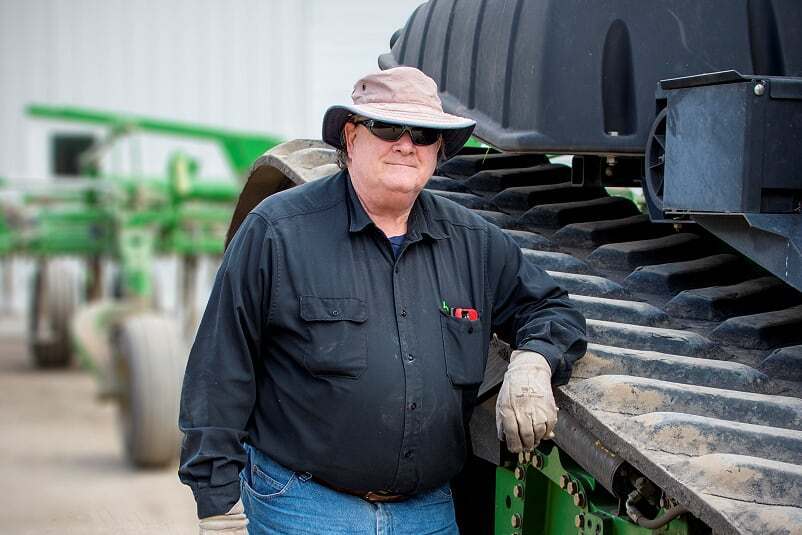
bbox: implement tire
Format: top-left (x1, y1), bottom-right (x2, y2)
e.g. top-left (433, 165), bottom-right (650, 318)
top-left (28, 259), bottom-right (82, 368)
top-left (116, 313), bottom-right (186, 467)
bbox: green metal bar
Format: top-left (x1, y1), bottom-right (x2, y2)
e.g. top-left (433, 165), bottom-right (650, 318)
top-left (0, 216), bottom-right (12, 255)
top-left (496, 445), bottom-right (691, 534)
top-left (465, 136), bottom-right (486, 148)
top-left (184, 182), bottom-right (239, 202)
top-left (27, 104), bottom-right (283, 177)
top-left (118, 227), bottom-right (156, 298)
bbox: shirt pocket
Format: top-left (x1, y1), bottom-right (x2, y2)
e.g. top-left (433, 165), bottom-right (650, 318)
top-left (299, 296), bottom-right (368, 379)
top-left (440, 313), bottom-right (486, 387)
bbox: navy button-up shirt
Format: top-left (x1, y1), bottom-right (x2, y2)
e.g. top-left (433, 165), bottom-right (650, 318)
top-left (178, 171), bottom-right (586, 518)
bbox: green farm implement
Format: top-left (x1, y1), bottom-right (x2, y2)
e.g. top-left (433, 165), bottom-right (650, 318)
top-left (18, 105), bottom-right (281, 466)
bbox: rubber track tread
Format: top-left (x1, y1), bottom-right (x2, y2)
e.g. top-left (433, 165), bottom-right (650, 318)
top-left (430, 152), bottom-right (802, 535)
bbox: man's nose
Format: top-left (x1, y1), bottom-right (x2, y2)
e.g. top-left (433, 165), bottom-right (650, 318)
top-left (394, 132), bottom-right (416, 154)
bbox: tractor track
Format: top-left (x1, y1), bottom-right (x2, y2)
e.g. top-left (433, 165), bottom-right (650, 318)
top-left (432, 151), bottom-right (802, 535)
top-left (435, 151), bottom-right (802, 391)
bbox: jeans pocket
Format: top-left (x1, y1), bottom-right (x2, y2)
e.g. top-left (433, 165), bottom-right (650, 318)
top-left (242, 446), bottom-right (297, 501)
top-left (241, 471), bottom-right (292, 502)
top-left (414, 483), bottom-right (454, 505)
top-left (252, 463), bottom-right (295, 497)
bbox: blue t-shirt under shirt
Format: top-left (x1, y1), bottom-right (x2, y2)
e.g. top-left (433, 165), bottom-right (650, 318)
top-left (388, 235), bottom-right (405, 258)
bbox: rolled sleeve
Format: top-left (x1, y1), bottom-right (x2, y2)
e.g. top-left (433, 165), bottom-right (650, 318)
top-left (488, 227), bottom-right (587, 385)
top-left (178, 213), bottom-right (274, 518)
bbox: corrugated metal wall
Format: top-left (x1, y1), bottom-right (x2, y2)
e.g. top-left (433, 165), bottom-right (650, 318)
top-left (0, 0), bottom-right (422, 315)
top-left (0, 0), bottom-right (422, 180)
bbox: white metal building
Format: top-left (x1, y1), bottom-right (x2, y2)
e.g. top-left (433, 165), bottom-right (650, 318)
top-left (0, 0), bottom-right (423, 181)
top-left (0, 0), bottom-right (423, 315)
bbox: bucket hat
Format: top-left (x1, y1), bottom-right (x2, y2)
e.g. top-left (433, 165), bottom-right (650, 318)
top-left (322, 66), bottom-right (476, 160)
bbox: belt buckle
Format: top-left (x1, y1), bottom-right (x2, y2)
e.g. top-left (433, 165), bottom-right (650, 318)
top-left (362, 490), bottom-right (403, 503)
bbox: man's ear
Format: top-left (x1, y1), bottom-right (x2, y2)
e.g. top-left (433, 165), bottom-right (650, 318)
top-left (343, 122), bottom-right (357, 154)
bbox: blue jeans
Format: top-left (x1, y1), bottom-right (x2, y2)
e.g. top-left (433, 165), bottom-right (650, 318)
top-left (239, 443), bottom-right (459, 534)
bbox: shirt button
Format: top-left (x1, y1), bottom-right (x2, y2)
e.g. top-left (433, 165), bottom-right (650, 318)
top-left (404, 450), bottom-right (414, 458)
top-left (400, 309), bottom-right (407, 317)
top-left (407, 354), bottom-right (414, 362)
top-left (409, 402), bottom-right (417, 410)
top-left (330, 310), bottom-right (339, 317)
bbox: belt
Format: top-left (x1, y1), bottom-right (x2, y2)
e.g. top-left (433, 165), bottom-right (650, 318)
top-left (311, 476), bottom-right (408, 503)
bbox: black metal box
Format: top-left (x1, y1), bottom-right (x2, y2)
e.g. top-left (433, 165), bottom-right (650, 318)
top-left (662, 72), bottom-right (802, 214)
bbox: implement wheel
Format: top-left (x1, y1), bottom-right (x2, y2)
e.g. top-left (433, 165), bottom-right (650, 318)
top-left (28, 259), bottom-right (82, 368)
top-left (115, 313), bottom-right (186, 467)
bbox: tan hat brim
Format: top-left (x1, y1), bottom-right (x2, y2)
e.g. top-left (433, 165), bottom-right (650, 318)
top-left (351, 102), bottom-right (477, 128)
top-left (322, 103), bottom-right (476, 160)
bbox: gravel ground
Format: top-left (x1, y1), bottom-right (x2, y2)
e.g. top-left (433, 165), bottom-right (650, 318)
top-left (0, 316), bottom-right (197, 535)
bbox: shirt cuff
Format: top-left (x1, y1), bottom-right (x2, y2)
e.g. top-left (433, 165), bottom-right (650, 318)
top-left (516, 340), bottom-right (570, 385)
top-left (192, 480), bottom-right (241, 519)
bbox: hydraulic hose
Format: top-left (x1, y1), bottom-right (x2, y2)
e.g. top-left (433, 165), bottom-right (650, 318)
top-left (626, 491), bottom-right (688, 529)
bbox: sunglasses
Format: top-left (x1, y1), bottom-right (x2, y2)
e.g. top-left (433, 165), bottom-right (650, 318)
top-left (354, 119), bottom-right (441, 146)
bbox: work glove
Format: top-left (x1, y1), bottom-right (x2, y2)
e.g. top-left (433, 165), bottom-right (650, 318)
top-left (496, 350), bottom-right (558, 453)
top-left (199, 499), bottom-right (249, 534)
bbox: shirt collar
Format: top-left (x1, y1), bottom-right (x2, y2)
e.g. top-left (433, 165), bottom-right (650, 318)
top-left (345, 171), bottom-right (374, 234)
top-left (344, 171), bottom-right (449, 241)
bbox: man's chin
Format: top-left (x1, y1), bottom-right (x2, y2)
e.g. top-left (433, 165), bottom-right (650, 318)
top-left (380, 174), bottom-right (425, 193)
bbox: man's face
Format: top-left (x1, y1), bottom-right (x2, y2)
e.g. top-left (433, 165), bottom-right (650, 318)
top-left (344, 121), bottom-right (441, 203)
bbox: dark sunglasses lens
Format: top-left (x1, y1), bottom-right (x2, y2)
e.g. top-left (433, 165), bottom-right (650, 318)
top-left (366, 121), bottom-right (439, 146)
top-left (369, 122), bottom-right (405, 142)
top-left (409, 128), bottom-right (440, 146)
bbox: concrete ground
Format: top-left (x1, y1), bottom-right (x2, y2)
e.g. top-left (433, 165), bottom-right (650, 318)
top-left (0, 316), bottom-right (197, 535)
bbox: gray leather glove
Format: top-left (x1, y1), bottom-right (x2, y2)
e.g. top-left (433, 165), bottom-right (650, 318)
top-left (199, 499), bottom-right (248, 534)
top-left (496, 350), bottom-right (558, 453)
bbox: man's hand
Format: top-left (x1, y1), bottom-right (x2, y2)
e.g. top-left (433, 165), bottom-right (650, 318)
top-left (496, 350), bottom-right (558, 453)
top-left (199, 499), bottom-right (248, 534)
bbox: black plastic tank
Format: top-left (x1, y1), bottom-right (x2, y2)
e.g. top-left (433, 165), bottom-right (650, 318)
top-left (379, 0), bottom-right (802, 154)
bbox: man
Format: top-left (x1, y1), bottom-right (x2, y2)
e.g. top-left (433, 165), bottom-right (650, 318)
top-left (179, 66), bottom-right (586, 534)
